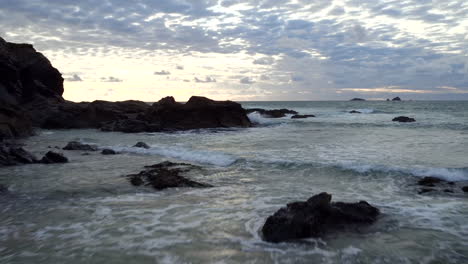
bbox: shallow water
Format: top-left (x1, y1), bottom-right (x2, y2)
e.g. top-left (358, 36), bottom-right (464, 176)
top-left (1, 101), bottom-right (468, 263)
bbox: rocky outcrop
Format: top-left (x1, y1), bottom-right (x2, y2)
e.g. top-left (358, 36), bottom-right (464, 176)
top-left (245, 108), bottom-right (298, 118)
top-left (392, 97), bottom-right (401, 101)
top-left (350, 98), bottom-right (365, 101)
top-left (0, 103), bottom-right (33, 139)
top-left (133, 142), bottom-right (150, 149)
top-left (414, 176), bottom-right (468, 195)
top-left (261, 192), bottom-right (380, 243)
top-left (392, 116), bottom-right (415, 122)
top-left (349, 110), bottom-right (361, 114)
top-left (127, 161), bottom-right (213, 190)
top-left (101, 149), bottom-right (117, 155)
top-left (40, 151), bottom-right (68, 163)
top-left (63, 141), bottom-right (98, 151)
top-left (291, 114), bottom-right (315, 119)
top-left (0, 145), bottom-right (38, 166)
top-left (462, 186), bottom-right (468, 193)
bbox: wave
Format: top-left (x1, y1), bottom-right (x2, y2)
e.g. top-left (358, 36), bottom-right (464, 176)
top-left (247, 112), bottom-right (291, 125)
top-left (106, 145), bottom-right (238, 167)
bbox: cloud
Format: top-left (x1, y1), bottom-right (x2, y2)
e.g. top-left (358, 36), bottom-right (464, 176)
top-left (101, 76), bottom-right (123, 82)
top-left (65, 74), bottom-right (82, 82)
top-left (154, 70), bottom-right (171, 75)
top-left (194, 76), bottom-right (216, 83)
top-left (253, 57), bottom-right (275, 65)
top-left (176, 65), bottom-right (184, 70)
top-left (240, 76), bottom-right (255, 84)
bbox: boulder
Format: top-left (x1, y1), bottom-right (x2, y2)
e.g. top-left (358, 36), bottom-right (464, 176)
top-left (462, 186), bottom-right (468, 193)
top-left (350, 98), bottom-right (365, 101)
top-left (0, 144), bottom-right (38, 166)
top-left (133, 142), bottom-right (150, 149)
top-left (63, 141), bottom-right (98, 151)
top-left (392, 97), bottom-right (401, 101)
top-left (142, 96), bottom-right (251, 130)
top-left (245, 108), bottom-right (298, 118)
top-left (418, 176), bottom-right (443, 187)
top-left (101, 149), bottom-right (117, 155)
top-left (261, 192), bottom-right (380, 243)
top-left (40, 151), bottom-right (68, 163)
top-left (100, 118), bottom-right (156, 133)
top-left (349, 110), bottom-right (361, 114)
top-left (127, 161), bottom-right (213, 190)
top-left (392, 116), bottom-right (415, 122)
top-left (291, 114), bottom-right (315, 119)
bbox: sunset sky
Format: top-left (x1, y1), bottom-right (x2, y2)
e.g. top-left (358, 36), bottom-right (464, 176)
top-left (1, 0), bottom-right (467, 101)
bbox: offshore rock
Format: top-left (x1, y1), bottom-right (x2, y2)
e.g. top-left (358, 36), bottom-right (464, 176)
top-left (349, 110), bottom-right (361, 114)
top-left (291, 114), bottom-right (315, 119)
top-left (392, 116), bottom-right (415, 122)
top-left (392, 97), bottom-right (401, 101)
top-left (261, 192), bottom-right (380, 243)
top-left (101, 149), bottom-right (117, 155)
top-left (63, 141), bottom-right (98, 151)
top-left (133, 142), bottom-right (150, 149)
top-left (127, 161), bottom-right (213, 190)
top-left (40, 151), bottom-right (68, 163)
top-left (0, 145), bottom-right (38, 166)
top-left (245, 108), bottom-right (298, 118)
top-left (350, 98), bottom-right (365, 101)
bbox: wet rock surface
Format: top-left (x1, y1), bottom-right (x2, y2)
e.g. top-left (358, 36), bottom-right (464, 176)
top-left (0, 144), bottom-right (38, 166)
top-left (261, 192), bottom-right (380, 243)
top-left (126, 161), bottom-right (213, 190)
top-left (40, 151), bottom-right (68, 163)
top-left (416, 176), bottom-right (467, 195)
top-left (291, 114), bottom-right (315, 119)
top-left (63, 141), bottom-right (98, 151)
top-left (133, 142), bottom-right (150, 149)
top-left (245, 108), bottom-right (298, 118)
top-left (101, 149), bottom-right (117, 155)
top-left (392, 116), bottom-right (416, 122)
top-left (349, 110), bottom-right (361, 114)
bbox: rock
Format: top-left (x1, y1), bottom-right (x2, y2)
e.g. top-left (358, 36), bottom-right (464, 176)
top-left (350, 98), bottom-right (365, 101)
top-left (349, 110), bottom-right (361, 114)
top-left (462, 186), bottom-right (468, 192)
top-left (392, 97), bottom-right (401, 101)
top-left (245, 108), bottom-right (298, 118)
top-left (63, 141), bottom-right (98, 151)
top-left (392, 116), bottom-right (415, 122)
top-left (418, 176), bottom-right (444, 187)
top-left (133, 142), bottom-right (150, 149)
top-left (0, 144), bottom-right (38, 166)
top-left (0, 103), bottom-right (33, 139)
top-left (418, 188), bottom-right (434, 194)
top-left (100, 118), bottom-right (156, 133)
top-left (261, 192), bottom-right (380, 243)
top-left (291, 114), bottom-right (315, 119)
top-left (0, 184), bottom-right (8, 194)
top-left (143, 96), bottom-right (251, 130)
top-left (126, 161), bottom-right (212, 190)
top-left (101, 149), bottom-right (117, 155)
top-left (386, 99), bottom-right (390, 101)
top-left (40, 151), bottom-right (68, 163)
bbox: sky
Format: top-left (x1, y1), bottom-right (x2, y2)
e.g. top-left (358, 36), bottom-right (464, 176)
top-left (1, 0), bottom-right (467, 102)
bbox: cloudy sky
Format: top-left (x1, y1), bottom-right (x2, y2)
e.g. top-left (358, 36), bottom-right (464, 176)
top-left (1, 0), bottom-right (467, 101)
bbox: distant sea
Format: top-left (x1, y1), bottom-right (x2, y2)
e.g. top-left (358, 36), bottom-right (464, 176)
top-left (1, 101), bottom-right (468, 263)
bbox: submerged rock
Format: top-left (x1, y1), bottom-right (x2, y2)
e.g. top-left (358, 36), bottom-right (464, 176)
top-left (415, 176), bottom-right (465, 195)
top-left (350, 98), bottom-right (365, 101)
top-left (261, 192), bottom-right (380, 243)
top-left (101, 149), bottom-right (117, 155)
top-left (392, 116), bottom-right (415, 122)
top-left (40, 151), bottom-right (68, 163)
top-left (392, 97), bottom-right (401, 101)
top-left (63, 141), bottom-right (98, 151)
top-left (462, 186), bottom-right (468, 193)
top-left (126, 161), bottom-right (212, 190)
top-left (133, 142), bottom-right (150, 149)
top-left (291, 114), bottom-right (315, 119)
top-left (418, 176), bottom-right (443, 187)
top-left (246, 108), bottom-right (298, 118)
top-left (349, 110), bottom-right (361, 114)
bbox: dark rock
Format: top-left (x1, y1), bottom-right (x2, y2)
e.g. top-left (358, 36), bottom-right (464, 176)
top-left (350, 98), bottom-right (365, 101)
top-left (0, 103), bottom-right (33, 139)
top-left (0, 145), bottom-right (37, 166)
top-left (386, 99), bottom-right (390, 101)
top-left (81, 153), bottom-right (90, 156)
top-left (291, 114), bottom-right (315, 119)
top-left (245, 108), bottom-right (298, 118)
top-left (0, 184), bottom-right (8, 194)
top-left (133, 142), bottom-right (150, 149)
top-left (462, 186), bottom-right (468, 192)
top-left (418, 188), bottom-right (434, 194)
top-left (418, 177), bottom-right (444, 187)
top-left (40, 151), bottom-right (68, 163)
top-left (392, 97), bottom-right (401, 101)
top-left (127, 161), bottom-right (213, 190)
top-left (261, 192), bottom-right (380, 243)
top-left (349, 110), bottom-right (361, 114)
top-left (143, 96), bottom-right (251, 130)
top-left (392, 116), bottom-right (415, 122)
top-left (101, 149), bottom-right (117, 155)
top-left (100, 118), bottom-right (156, 133)
top-left (443, 189), bottom-right (454, 193)
top-left (63, 141), bottom-right (98, 151)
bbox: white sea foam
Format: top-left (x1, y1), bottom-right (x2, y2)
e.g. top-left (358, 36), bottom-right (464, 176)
top-left (107, 145), bottom-right (237, 166)
top-left (355, 108), bottom-right (374, 114)
top-left (247, 112), bottom-right (289, 125)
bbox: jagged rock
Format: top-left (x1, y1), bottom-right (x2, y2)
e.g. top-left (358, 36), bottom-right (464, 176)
top-left (245, 108), bottom-right (298, 118)
top-left (350, 98), bottom-right (365, 101)
top-left (418, 177), bottom-right (444, 187)
top-left (0, 144), bottom-right (38, 166)
top-left (133, 142), bottom-right (150, 149)
top-left (40, 151), bottom-right (68, 163)
top-left (392, 97), bottom-right (401, 101)
top-left (349, 110), bottom-right (361, 114)
top-left (291, 114), bottom-right (315, 119)
top-left (63, 141), bottom-right (98, 151)
top-left (127, 161), bottom-right (212, 190)
top-left (392, 116), bottom-right (415, 122)
top-left (100, 119), bottom-right (156, 133)
top-left (0, 103), bottom-right (33, 139)
top-left (101, 149), bottom-right (117, 155)
top-left (143, 96), bottom-right (251, 130)
top-left (261, 192), bottom-right (379, 243)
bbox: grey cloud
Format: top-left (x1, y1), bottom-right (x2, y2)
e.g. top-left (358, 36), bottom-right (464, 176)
top-left (65, 74), bottom-right (82, 82)
top-left (194, 76), bottom-right (216, 83)
top-left (240, 77), bottom-right (255, 84)
top-left (154, 70), bottom-right (171, 75)
top-left (253, 57), bottom-right (275, 65)
top-left (101, 76), bottom-right (123, 82)
top-left (176, 65), bottom-right (184, 70)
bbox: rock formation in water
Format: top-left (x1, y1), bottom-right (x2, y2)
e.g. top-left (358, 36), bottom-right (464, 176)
top-left (349, 110), bottom-right (361, 114)
top-left (245, 108), bottom-right (298, 118)
top-left (392, 116), bottom-right (415, 122)
top-left (63, 141), bottom-right (98, 151)
top-left (350, 98), bottom-right (365, 101)
top-left (391, 97), bottom-right (401, 101)
top-left (127, 161), bottom-right (213, 190)
top-left (261, 192), bottom-right (380, 243)
top-left (291, 114), bottom-right (315, 119)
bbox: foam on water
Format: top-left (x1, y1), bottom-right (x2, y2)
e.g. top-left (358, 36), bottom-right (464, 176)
top-left (247, 112), bottom-right (291, 125)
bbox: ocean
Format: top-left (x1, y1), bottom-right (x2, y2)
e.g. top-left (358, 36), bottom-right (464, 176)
top-left (1, 100), bottom-right (468, 263)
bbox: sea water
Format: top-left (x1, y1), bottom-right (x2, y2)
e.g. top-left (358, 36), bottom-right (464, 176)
top-left (1, 101), bottom-right (468, 263)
